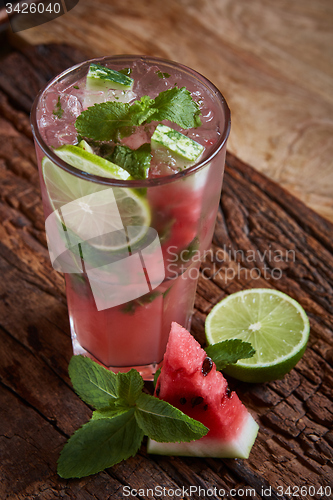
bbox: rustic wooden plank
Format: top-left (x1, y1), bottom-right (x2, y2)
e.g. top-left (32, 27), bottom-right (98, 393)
top-left (0, 385), bottom-right (139, 500)
top-left (0, 44), bottom-right (332, 498)
top-left (0, 43), bottom-right (86, 113)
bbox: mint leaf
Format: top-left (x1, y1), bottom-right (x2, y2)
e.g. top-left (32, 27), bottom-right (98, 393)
top-left (107, 143), bottom-right (151, 179)
top-left (68, 355), bottom-right (118, 408)
top-left (57, 410), bottom-right (144, 478)
top-left (156, 70), bottom-right (170, 79)
top-left (205, 339), bottom-right (255, 372)
top-left (153, 367), bottom-right (161, 388)
top-left (53, 96), bottom-right (63, 119)
top-left (126, 95), bottom-right (157, 126)
top-left (75, 86), bottom-right (201, 142)
top-left (150, 87), bottom-right (201, 128)
top-left (75, 101), bottom-right (132, 141)
top-left (91, 399), bottom-right (133, 420)
top-left (119, 68), bottom-right (132, 76)
top-left (117, 369), bottom-right (144, 404)
top-left (134, 392), bottom-right (208, 443)
top-left (92, 402), bottom-right (129, 420)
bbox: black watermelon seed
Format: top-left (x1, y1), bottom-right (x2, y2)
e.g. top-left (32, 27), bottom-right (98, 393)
top-left (191, 396), bottom-right (204, 407)
top-left (180, 397), bottom-right (187, 405)
top-left (203, 404), bottom-right (208, 411)
top-left (202, 357), bottom-right (213, 376)
top-left (156, 385), bottom-right (160, 397)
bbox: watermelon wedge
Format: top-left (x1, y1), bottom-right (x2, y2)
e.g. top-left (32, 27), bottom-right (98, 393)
top-left (147, 322), bottom-right (259, 458)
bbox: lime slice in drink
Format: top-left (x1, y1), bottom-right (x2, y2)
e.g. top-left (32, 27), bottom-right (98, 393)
top-left (86, 63), bottom-right (134, 91)
top-left (54, 144), bottom-right (131, 181)
top-left (205, 289), bottom-right (310, 383)
top-left (151, 124), bottom-right (204, 163)
top-left (42, 145), bottom-right (150, 252)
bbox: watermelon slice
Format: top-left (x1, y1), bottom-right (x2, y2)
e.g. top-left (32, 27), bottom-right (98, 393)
top-left (147, 322), bottom-right (259, 458)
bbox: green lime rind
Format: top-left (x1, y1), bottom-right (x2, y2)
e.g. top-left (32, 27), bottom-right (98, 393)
top-left (205, 288), bottom-right (310, 383)
top-left (222, 344), bottom-right (308, 383)
top-left (55, 144), bottom-right (131, 180)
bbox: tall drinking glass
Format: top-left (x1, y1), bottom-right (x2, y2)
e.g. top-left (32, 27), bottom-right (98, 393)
top-left (31, 56), bottom-right (230, 380)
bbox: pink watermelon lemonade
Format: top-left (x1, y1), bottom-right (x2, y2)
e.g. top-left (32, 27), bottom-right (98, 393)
top-left (31, 56), bottom-right (230, 380)
top-left (65, 262), bottom-right (201, 371)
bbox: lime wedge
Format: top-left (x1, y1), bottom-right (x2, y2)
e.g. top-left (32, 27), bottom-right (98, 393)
top-left (86, 63), bottom-right (134, 91)
top-left (42, 146), bottom-right (150, 253)
top-left (205, 289), bottom-right (310, 383)
top-left (151, 124), bottom-right (204, 163)
top-left (54, 144), bottom-right (131, 181)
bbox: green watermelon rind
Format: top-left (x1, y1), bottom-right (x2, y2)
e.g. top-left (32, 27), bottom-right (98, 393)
top-left (151, 124), bottom-right (204, 163)
top-left (86, 63), bottom-right (134, 91)
top-left (147, 412), bottom-right (259, 458)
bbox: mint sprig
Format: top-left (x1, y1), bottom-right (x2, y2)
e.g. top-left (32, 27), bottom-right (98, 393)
top-left (58, 356), bottom-right (208, 478)
top-left (75, 86), bottom-right (201, 142)
top-left (205, 339), bottom-right (255, 371)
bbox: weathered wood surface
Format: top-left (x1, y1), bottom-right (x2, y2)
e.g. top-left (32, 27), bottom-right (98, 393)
top-left (0, 44), bottom-right (332, 500)
top-left (8, 0), bottom-right (333, 223)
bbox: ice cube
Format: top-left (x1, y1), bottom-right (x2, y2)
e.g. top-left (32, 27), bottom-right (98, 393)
top-left (65, 94), bottom-right (83, 118)
top-left (83, 87), bottom-right (136, 109)
top-left (132, 61), bottom-right (176, 99)
top-left (149, 161), bottom-right (180, 178)
top-left (44, 121), bottom-right (77, 149)
top-left (121, 125), bottom-right (152, 150)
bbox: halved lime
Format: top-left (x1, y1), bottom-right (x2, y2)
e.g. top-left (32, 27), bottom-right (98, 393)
top-left (205, 288), bottom-right (310, 383)
top-left (42, 145), bottom-right (150, 252)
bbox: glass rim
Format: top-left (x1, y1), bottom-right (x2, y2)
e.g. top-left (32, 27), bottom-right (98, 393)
top-left (30, 54), bottom-right (231, 188)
